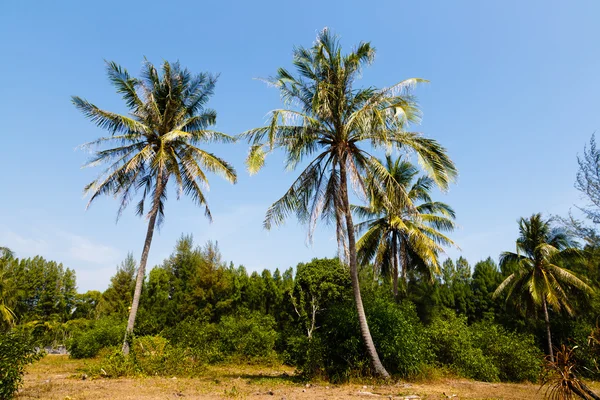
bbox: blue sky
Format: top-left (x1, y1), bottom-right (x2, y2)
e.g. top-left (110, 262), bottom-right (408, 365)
top-left (1, 0), bottom-right (599, 292)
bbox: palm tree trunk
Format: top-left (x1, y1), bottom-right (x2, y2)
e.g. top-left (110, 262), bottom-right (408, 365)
top-left (122, 172), bottom-right (164, 355)
top-left (542, 296), bottom-right (554, 362)
top-left (339, 161), bottom-right (390, 379)
top-left (392, 233), bottom-right (398, 299)
top-left (400, 238), bottom-right (407, 296)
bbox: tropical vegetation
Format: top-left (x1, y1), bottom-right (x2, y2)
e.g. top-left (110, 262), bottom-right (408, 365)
top-left (355, 155), bottom-right (457, 298)
top-left (3, 29), bottom-right (600, 400)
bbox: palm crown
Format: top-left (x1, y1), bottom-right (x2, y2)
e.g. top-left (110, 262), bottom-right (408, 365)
top-left (495, 213), bottom-right (591, 315)
top-left (355, 155), bottom-right (457, 296)
top-left (73, 60), bottom-right (237, 224)
top-left (242, 29), bottom-right (457, 244)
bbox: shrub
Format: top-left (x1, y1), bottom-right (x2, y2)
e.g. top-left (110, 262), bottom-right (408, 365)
top-left (427, 311), bottom-right (500, 382)
top-left (218, 312), bottom-right (278, 362)
top-left (164, 311), bottom-right (279, 364)
top-left (470, 321), bottom-right (542, 382)
top-left (0, 330), bottom-right (44, 399)
top-left (67, 317), bottom-right (125, 358)
top-left (164, 317), bottom-right (223, 363)
top-left (298, 296), bottom-right (431, 381)
top-left (83, 336), bottom-right (206, 378)
top-left (426, 310), bottom-right (543, 382)
top-left (366, 297), bottom-right (432, 378)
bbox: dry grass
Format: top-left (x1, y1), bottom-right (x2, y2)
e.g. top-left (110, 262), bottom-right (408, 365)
top-left (17, 355), bottom-right (600, 399)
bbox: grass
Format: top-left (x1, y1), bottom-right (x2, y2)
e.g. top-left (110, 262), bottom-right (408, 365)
top-left (16, 355), bottom-right (600, 399)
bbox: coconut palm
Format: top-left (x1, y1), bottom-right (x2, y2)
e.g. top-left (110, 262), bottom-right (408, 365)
top-left (0, 247), bottom-right (16, 329)
top-left (0, 272), bottom-right (16, 329)
top-left (73, 60), bottom-right (237, 354)
top-left (494, 213), bottom-right (593, 362)
top-left (242, 29), bottom-right (456, 378)
top-left (0, 247), bottom-right (14, 260)
top-left (354, 155), bottom-right (457, 298)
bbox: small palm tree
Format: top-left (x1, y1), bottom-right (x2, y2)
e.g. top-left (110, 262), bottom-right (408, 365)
top-left (0, 248), bottom-right (16, 329)
top-left (73, 60), bottom-right (237, 354)
top-left (355, 155), bottom-right (457, 298)
top-left (494, 213), bottom-right (593, 362)
top-left (242, 29), bottom-right (456, 378)
top-left (0, 247), bottom-right (14, 260)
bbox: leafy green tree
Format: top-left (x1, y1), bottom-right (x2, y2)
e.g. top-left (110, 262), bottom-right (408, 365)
top-left (436, 257), bottom-right (473, 316)
top-left (7, 256), bottom-right (76, 322)
top-left (290, 258), bottom-right (351, 339)
top-left (97, 254), bottom-right (136, 318)
top-left (73, 60), bottom-right (237, 354)
top-left (494, 213), bottom-right (594, 361)
top-left (71, 290), bottom-right (102, 320)
top-left (470, 257), bottom-right (502, 321)
top-left (355, 156), bottom-right (456, 298)
top-left (242, 29), bottom-right (456, 378)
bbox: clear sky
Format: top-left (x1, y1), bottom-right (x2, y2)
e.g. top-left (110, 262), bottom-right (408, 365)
top-left (1, 0), bottom-right (599, 292)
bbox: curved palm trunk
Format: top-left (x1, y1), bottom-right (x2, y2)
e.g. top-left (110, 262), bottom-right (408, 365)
top-left (122, 172), bottom-right (164, 355)
top-left (542, 296), bottom-right (554, 362)
top-left (340, 162), bottom-right (390, 379)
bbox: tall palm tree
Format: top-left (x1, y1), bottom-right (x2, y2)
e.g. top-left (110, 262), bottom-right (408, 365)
top-left (73, 60), bottom-right (237, 354)
top-left (494, 213), bottom-right (593, 362)
top-left (242, 29), bottom-right (457, 378)
top-left (354, 155), bottom-right (457, 298)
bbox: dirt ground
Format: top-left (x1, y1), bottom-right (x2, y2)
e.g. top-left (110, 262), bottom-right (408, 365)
top-left (16, 355), bottom-right (600, 399)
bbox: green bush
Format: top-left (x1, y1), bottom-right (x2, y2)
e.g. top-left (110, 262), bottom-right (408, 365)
top-left (218, 312), bottom-right (278, 362)
top-left (164, 317), bottom-right (223, 363)
top-left (67, 317), bottom-right (125, 358)
top-left (130, 336), bottom-right (204, 376)
top-left (427, 311), bottom-right (500, 382)
top-left (470, 321), bottom-right (542, 382)
top-left (164, 311), bottom-right (279, 364)
top-left (366, 298), bottom-right (432, 378)
top-left (0, 331), bottom-right (44, 399)
top-left (297, 296), bottom-right (431, 381)
top-left (84, 336), bottom-right (205, 378)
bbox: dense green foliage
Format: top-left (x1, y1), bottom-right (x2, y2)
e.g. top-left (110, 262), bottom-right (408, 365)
top-left (2, 229), bottom-right (599, 383)
top-left (427, 311), bottom-right (541, 382)
top-left (68, 317), bottom-right (125, 359)
top-left (2, 225), bottom-right (599, 383)
top-left (0, 331), bottom-right (44, 399)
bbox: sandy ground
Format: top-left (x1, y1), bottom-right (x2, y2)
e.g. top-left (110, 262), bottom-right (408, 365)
top-left (16, 355), bottom-right (600, 399)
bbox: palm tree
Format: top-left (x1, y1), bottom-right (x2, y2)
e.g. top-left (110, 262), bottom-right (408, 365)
top-left (354, 155), bottom-right (457, 298)
top-left (242, 29), bottom-right (456, 378)
top-left (494, 213), bottom-right (593, 362)
top-left (0, 247), bottom-right (16, 329)
top-left (0, 247), bottom-right (14, 260)
top-left (73, 60), bottom-right (237, 354)
top-left (0, 271), bottom-right (16, 329)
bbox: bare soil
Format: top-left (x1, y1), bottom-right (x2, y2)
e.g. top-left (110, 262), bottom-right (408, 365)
top-left (17, 355), bottom-right (600, 399)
